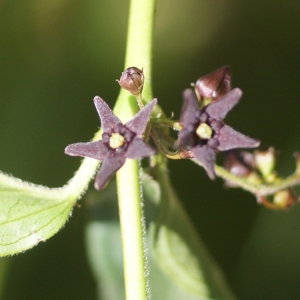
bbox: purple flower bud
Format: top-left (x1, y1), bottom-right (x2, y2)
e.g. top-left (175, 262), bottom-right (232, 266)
top-left (224, 151), bottom-right (254, 177)
top-left (194, 66), bottom-right (231, 102)
top-left (117, 67), bottom-right (144, 95)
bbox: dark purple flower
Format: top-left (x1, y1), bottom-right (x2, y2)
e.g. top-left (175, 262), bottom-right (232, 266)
top-left (65, 96), bottom-right (156, 190)
top-left (176, 88), bottom-right (260, 179)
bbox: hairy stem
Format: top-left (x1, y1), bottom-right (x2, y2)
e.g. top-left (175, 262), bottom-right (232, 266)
top-left (113, 0), bottom-right (156, 299)
top-left (215, 164), bottom-right (300, 196)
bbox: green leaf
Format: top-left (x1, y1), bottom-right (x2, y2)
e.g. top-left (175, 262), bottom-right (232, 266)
top-left (0, 190), bottom-right (74, 256)
top-left (148, 243), bottom-right (209, 300)
top-left (0, 150), bottom-right (101, 257)
top-left (145, 159), bottom-right (236, 300)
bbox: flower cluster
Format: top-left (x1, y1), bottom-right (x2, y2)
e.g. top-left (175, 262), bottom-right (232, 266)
top-left (224, 147), bottom-right (278, 184)
top-left (224, 149), bottom-right (299, 210)
top-left (65, 66), bottom-right (261, 190)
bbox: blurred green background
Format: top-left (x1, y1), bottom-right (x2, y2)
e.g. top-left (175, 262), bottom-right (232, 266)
top-left (0, 1), bottom-right (300, 299)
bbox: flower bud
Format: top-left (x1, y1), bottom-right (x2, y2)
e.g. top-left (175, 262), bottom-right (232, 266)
top-left (254, 148), bottom-right (275, 181)
top-left (194, 66), bottom-right (231, 102)
top-left (223, 151), bottom-right (261, 187)
top-left (273, 189), bottom-right (298, 210)
top-left (117, 67), bottom-right (144, 95)
top-left (224, 152), bottom-right (251, 178)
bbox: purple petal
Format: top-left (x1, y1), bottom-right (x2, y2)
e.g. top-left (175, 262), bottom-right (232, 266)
top-left (175, 128), bottom-right (195, 149)
top-left (192, 145), bottom-right (216, 179)
top-left (217, 124), bottom-right (260, 151)
top-left (180, 89), bottom-right (199, 126)
top-left (65, 140), bottom-right (109, 160)
top-left (93, 96), bottom-right (123, 132)
top-left (125, 137), bottom-right (155, 159)
top-left (94, 155), bottom-right (126, 190)
top-left (205, 88), bottom-right (242, 121)
top-left (125, 98), bottom-right (157, 135)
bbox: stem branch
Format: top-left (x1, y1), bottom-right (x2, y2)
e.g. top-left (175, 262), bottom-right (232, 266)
top-left (215, 164), bottom-right (300, 196)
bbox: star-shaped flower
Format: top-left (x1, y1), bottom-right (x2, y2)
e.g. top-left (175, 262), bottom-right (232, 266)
top-left (176, 88), bottom-right (260, 179)
top-left (65, 97), bottom-right (157, 190)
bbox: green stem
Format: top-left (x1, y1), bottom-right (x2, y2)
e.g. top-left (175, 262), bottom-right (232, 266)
top-left (113, 0), bottom-right (156, 299)
top-left (116, 161), bottom-right (148, 300)
top-left (214, 164), bottom-right (300, 196)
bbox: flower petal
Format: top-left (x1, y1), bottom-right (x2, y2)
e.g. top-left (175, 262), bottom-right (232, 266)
top-left (217, 124), bottom-right (260, 151)
top-left (125, 137), bottom-right (155, 159)
top-left (205, 88), bottom-right (242, 121)
top-left (175, 127), bottom-right (195, 149)
top-left (94, 155), bottom-right (126, 190)
top-left (125, 98), bottom-right (157, 135)
top-left (93, 96), bottom-right (123, 132)
top-left (192, 145), bottom-right (216, 179)
top-left (180, 89), bottom-right (199, 126)
top-left (65, 140), bottom-right (109, 160)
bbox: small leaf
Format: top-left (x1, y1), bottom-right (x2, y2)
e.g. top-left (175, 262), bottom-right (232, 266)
top-left (0, 190), bottom-right (74, 256)
top-left (148, 237), bottom-right (209, 300)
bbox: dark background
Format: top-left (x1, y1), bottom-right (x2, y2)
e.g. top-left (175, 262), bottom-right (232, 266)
top-left (0, 1), bottom-right (300, 299)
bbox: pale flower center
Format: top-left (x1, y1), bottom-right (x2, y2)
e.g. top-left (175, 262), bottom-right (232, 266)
top-left (109, 133), bottom-right (125, 149)
top-left (196, 123), bottom-right (213, 140)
